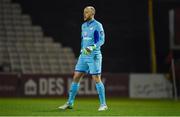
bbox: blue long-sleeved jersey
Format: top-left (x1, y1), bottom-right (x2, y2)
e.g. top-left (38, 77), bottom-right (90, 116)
top-left (81, 19), bottom-right (105, 55)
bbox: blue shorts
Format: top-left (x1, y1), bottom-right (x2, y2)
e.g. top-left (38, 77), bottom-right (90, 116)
top-left (75, 54), bottom-right (102, 75)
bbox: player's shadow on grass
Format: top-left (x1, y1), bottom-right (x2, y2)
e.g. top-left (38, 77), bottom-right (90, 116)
top-left (33, 108), bottom-right (76, 113)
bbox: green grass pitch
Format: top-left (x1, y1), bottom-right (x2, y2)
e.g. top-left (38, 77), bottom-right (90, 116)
top-left (0, 97), bottom-right (180, 116)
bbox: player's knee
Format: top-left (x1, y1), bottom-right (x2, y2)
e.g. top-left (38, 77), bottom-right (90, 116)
top-left (73, 72), bottom-right (84, 83)
top-left (73, 76), bottom-right (81, 83)
top-left (92, 75), bottom-right (101, 83)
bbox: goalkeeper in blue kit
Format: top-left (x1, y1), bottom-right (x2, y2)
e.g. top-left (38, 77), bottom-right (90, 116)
top-left (59, 6), bottom-right (108, 111)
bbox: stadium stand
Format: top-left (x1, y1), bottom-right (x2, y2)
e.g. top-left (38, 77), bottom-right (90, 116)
top-left (0, 0), bottom-right (76, 74)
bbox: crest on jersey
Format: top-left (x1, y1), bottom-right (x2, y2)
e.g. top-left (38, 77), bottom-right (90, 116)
top-left (83, 32), bottom-right (88, 37)
top-left (90, 27), bottom-right (93, 30)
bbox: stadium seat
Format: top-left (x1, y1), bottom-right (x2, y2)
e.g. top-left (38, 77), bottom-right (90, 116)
top-left (0, 0), bottom-right (76, 74)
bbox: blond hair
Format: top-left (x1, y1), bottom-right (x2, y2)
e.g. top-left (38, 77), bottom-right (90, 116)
top-left (85, 6), bottom-right (95, 15)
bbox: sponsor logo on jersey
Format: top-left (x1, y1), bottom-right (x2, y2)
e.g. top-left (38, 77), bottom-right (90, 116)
top-left (83, 37), bottom-right (92, 40)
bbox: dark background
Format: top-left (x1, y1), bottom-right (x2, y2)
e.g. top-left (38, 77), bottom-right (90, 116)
top-left (12, 0), bottom-right (180, 73)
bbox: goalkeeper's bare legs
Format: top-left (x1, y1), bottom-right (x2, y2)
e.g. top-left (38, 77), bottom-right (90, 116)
top-left (72, 72), bottom-right (85, 83)
top-left (92, 75), bottom-right (108, 111)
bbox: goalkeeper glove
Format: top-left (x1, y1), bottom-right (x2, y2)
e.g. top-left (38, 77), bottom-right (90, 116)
top-left (82, 45), bottom-right (96, 55)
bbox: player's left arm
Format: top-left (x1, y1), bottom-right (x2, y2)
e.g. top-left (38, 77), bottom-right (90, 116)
top-left (94, 23), bottom-right (105, 48)
top-left (88, 23), bottom-right (105, 49)
top-left (82, 23), bottom-right (105, 55)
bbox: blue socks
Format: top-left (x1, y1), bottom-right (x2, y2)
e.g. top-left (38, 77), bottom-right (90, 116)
top-left (96, 82), bottom-right (106, 106)
top-left (67, 82), bottom-right (80, 105)
top-left (67, 81), bottom-right (106, 106)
